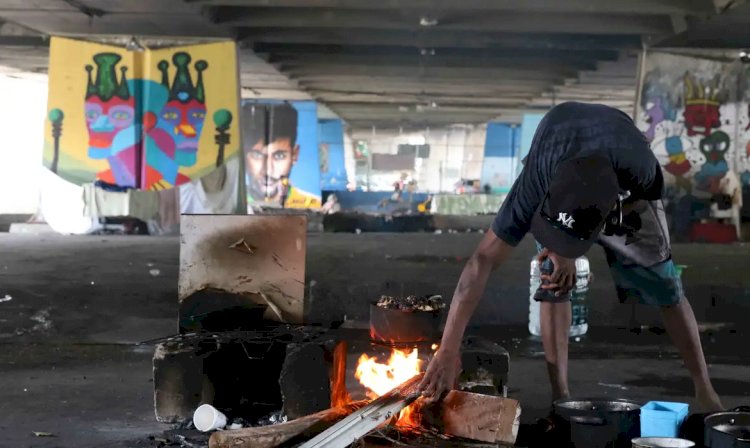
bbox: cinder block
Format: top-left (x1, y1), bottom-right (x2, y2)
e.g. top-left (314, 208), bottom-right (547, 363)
top-left (459, 336), bottom-right (510, 396)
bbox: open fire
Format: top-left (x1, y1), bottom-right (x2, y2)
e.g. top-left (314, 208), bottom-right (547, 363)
top-left (354, 347), bottom-right (435, 428)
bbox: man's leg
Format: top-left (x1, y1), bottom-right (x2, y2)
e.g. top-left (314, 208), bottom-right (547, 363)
top-left (540, 301), bottom-right (572, 400)
top-left (660, 297), bottom-right (723, 412)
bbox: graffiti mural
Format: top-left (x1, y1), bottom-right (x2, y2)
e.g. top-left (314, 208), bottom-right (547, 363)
top-left (637, 52), bottom-right (749, 196)
top-left (44, 37), bottom-right (240, 190)
top-left (242, 101), bottom-right (322, 209)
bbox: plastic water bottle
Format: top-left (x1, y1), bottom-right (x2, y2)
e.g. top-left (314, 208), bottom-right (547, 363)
top-left (529, 256), bottom-right (590, 337)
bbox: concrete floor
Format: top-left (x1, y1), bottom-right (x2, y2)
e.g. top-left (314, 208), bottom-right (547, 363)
top-left (1, 233), bottom-right (749, 447)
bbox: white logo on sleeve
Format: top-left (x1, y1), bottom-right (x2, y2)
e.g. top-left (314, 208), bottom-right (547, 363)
top-left (557, 212), bottom-right (575, 229)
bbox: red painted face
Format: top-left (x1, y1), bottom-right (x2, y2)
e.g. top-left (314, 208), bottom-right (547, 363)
top-left (683, 104), bottom-right (720, 137)
top-left (84, 96), bottom-right (136, 148)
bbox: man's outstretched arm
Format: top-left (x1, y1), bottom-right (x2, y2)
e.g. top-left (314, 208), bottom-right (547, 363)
top-left (419, 230), bottom-right (516, 402)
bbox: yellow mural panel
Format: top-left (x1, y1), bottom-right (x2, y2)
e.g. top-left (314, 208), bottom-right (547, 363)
top-left (44, 37), bottom-right (240, 190)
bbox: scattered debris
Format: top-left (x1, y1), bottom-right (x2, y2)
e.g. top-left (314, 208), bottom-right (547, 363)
top-left (256, 410), bottom-right (287, 426)
top-left (0, 294), bottom-right (12, 303)
top-left (434, 229), bottom-right (443, 234)
top-left (227, 422), bottom-right (243, 430)
top-left (149, 269), bottom-right (161, 276)
top-left (376, 294), bottom-right (445, 312)
top-left (574, 337), bottom-right (581, 342)
top-left (29, 308), bottom-right (53, 333)
top-left (597, 382), bottom-right (629, 391)
top-left (32, 432), bottom-right (55, 437)
top-left (229, 238), bottom-right (256, 255)
top-left (147, 262), bottom-right (154, 267)
top-left (90, 281), bottom-right (95, 285)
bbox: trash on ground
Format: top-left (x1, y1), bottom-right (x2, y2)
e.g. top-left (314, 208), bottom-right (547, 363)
top-left (32, 432), bottom-right (55, 437)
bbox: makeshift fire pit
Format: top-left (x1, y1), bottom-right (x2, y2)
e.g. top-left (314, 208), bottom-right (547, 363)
top-left (151, 215), bottom-right (516, 447)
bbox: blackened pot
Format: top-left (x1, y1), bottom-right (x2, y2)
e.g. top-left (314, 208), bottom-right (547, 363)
top-left (369, 303), bottom-right (441, 344)
top-left (554, 398), bottom-right (642, 448)
top-left (704, 407), bottom-right (750, 448)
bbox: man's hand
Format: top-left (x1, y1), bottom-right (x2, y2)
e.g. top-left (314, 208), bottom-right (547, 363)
top-left (537, 248), bottom-right (577, 296)
top-left (418, 349), bottom-right (462, 403)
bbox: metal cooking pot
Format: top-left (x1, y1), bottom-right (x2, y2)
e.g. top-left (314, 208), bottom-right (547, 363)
top-left (704, 407), bottom-right (750, 448)
top-left (369, 303), bottom-right (441, 344)
top-left (554, 398), bottom-right (642, 448)
top-left (632, 437), bottom-right (695, 448)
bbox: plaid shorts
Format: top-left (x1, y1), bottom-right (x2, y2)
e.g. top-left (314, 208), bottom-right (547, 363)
top-left (535, 200), bottom-right (684, 307)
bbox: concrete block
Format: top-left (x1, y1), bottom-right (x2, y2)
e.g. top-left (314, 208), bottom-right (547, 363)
top-left (153, 343), bottom-right (206, 423)
top-left (279, 340), bottom-right (335, 420)
top-left (459, 336), bottom-right (510, 396)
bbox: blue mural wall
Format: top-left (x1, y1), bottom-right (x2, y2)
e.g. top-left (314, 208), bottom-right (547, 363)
top-left (480, 123), bottom-right (520, 193)
top-left (319, 119), bottom-right (348, 190)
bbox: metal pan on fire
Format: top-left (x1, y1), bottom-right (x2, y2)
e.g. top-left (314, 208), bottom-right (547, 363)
top-left (369, 294), bottom-right (445, 345)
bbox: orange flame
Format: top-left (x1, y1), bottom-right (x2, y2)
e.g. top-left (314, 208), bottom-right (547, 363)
top-left (355, 348), bottom-right (423, 427)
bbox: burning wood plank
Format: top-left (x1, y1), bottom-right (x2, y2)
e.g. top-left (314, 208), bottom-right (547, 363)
top-left (208, 401), bottom-right (367, 448)
top-left (298, 374), bottom-right (424, 448)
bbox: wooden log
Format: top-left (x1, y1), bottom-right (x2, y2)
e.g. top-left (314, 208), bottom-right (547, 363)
top-left (208, 401), bottom-right (367, 448)
top-left (420, 391), bottom-right (521, 445)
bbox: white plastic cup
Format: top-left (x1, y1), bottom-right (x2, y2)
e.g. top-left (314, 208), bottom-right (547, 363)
top-left (193, 404), bottom-right (227, 432)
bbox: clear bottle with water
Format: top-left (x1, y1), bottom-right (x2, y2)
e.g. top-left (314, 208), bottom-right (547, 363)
top-left (528, 256), bottom-right (590, 337)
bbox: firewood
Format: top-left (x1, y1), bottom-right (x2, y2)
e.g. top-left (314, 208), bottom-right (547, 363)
top-left (298, 374), bottom-right (424, 448)
top-left (208, 401), bottom-right (366, 448)
top-left (420, 391), bottom-right (521, 445)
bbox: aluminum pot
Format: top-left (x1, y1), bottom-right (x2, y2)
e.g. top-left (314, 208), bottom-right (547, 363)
top-left (554, 398), bottom-right (642, 448)
top-left (369, 303), bottom-right (441, 344)
top-left (704, 407), bottom-right (750, 448)
top-left (632, 437), bottom-right (695, 448)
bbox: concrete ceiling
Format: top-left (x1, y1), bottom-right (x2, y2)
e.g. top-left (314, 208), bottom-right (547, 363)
top-left (0, 0), bottom-right (747, 129)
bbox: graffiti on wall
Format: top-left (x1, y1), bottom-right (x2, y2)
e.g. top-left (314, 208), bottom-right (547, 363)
top-left (45, 37), bottom-right (240, 190)
top-left (242, 101), bottom-right (322, 209)
top-left (637, 52), bottom-right (750, 196)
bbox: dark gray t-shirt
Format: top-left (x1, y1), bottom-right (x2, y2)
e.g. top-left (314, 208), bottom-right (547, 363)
top-left (491, 102), bottom-right (664, 246)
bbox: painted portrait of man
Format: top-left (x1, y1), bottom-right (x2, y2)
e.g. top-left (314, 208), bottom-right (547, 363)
top-left (243, 103), bottom-right (319, 208)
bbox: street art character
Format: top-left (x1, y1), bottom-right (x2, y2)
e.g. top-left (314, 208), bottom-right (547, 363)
top-left (663, 135), bottom-right (692, 193)
top-left (139, 52), bottom-right (209, 189)
top-left (85, 53), bottom-right (138, 187)
top-left (664, 135), bottom-right (691, 177)
top-left (683, 73), bottom-right (723, 137)
top-left (243, 104), bottom-right (319, 208)
top-left (644, 98), bottom-right (667, 142)
top-left (694, 131), bottom-right (730, 193)
top-left (156, 52), bottom-right (208, 169)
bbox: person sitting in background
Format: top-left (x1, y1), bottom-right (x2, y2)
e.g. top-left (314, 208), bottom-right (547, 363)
top-left (321, 193), bottom-right (341, 214)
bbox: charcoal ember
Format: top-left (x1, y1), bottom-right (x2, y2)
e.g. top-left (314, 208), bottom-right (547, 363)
top-left (376, 294), bottom-right (445, 312)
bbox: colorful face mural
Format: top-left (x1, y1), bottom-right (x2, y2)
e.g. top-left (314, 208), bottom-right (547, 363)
top-left (694, 131), bottom-right (730, 193)
top-left (83, 53), bottom-right (138, 187)
top-left (156, 54), bottom-right (207, 168)
top-left (637, 52), bottom-right (748, 196)
top-left (683, 74), bottom-right (723, 137)
top-left (44, 37), bottom-right (240, 190)
top-left (242, 102), bottom-right (322, 209)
